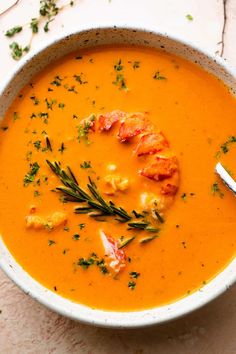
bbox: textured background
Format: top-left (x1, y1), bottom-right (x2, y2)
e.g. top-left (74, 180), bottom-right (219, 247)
top-left (1, 1), bottom-right (236, 353)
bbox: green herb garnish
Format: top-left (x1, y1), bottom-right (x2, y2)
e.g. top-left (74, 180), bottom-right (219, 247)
top-left (73, 74), bottom-right (87, 84)
top-left (46, 136), bottom-right (52, 151)
top-left (154, 210), bottom-right (164, 223)
top-left (211, 182), bottom-right (224, 198)
top-left (58, 142), bottom-right (65, 153)
top-left (46, 161), bottom-right (159, 232)
top-left (5, 26), bottom-right (22, 37)
top-left (23, 162), bottom-right (40, 186)
top-left (9, 42), bottom-right (29, 60)
top-left (129, 271), bottom-right (140, 279)
top-left (78, 257), bottom-right (95, 269)
top-left (139, 235), bottom-right (158, 244)
top-left (216, 136), bottom-right (236, 157)
top-left (114, 59), bottom-right (123, 71)
top-left (153, 71), bottom-right (166, 80)
top-left (186, 14), bottom-right (193, 21)
top-left (132, 61), bottom-right (140, 69)
top-left (30, 96), bottom-right (40, 105)
top-left (112, 74), bottom-right (128, 91)
top-left (128, 281), bottom-right (136, 290)
top-left (73, 234), bottom-right (80, 240)
top-left (13, 112), bottom-right (19, 121)
top-left (118, 236), bottom-right (135, 249)
top-left (51, 75), bottom-right (63, 86)
top-left (80, 161), bottom-right (91, 169)
top-left (77, 115), bottom-right (95, 144)
top-left (30, 18), bottom-right (39, 33)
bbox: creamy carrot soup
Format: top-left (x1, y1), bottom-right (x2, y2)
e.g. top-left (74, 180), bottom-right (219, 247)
top-left (1, 46), bottom-right (236, 311)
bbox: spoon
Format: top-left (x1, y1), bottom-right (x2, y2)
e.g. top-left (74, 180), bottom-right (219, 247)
top-left (215, 162), bottom-right (236, 195)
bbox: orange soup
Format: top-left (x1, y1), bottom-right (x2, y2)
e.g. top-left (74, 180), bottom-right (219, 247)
top-left (1, 46), bottom-right (236, 311)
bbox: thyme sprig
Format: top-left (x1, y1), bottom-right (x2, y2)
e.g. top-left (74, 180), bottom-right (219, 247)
top-left (5, 0), bottom-right (76, 60)
top-left (46, 160), bottom-right (160, 233)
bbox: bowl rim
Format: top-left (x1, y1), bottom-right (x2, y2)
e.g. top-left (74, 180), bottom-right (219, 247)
top-left (1, 23), bottom-right (236, 329)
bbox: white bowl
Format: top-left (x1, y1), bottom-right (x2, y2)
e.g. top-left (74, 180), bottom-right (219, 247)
top-left (1, 25), bottom-right (236, 329)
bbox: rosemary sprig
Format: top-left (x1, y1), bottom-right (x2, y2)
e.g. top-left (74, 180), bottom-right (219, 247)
top-left (46, 136), bottom-right (52, 151)
top-left (139, 235), bottom-right (158, 244)
top-left (127, 221), bottom-right (160, 233)
top-left (154, 210), bottom-right (164, 223)
top-left (46, 160), bottom-right (132, 222)
top-left (46, 160), bottom-right (161, 232)
top-left (118, 236), bottom-right (135, 249)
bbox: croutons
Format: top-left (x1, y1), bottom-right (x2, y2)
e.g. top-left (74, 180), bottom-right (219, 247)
top-left (104, 174), bottom-right (129, 195)
top-left (26, 211), bottom-right (67, 230)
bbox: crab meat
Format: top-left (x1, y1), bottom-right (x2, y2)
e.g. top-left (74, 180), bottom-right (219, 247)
top-left (140, 155), bottom-right (178, 182)
top-left (161, 181), bottom-right (179, 195)
top-left (104, 174), bottom-right (129, 195)
top-left (118, 113), bottom-right (150, 142)
top-left (98, 110), bottom-right (125, 131)
top-left (134, 132), bottom-right (169, 156)
top-left (26, 211), bottom-right (67, 230)
top-left (100, 230), bottom-right (126, 273)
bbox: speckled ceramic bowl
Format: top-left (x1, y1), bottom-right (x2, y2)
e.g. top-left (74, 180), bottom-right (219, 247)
top-left (1, 25), bottom-right (236, 328)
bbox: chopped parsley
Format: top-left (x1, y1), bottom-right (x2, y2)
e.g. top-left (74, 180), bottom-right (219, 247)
top-left (13, 112), bottom-right (19, 121)
top-left (64, 84), bottom-right (78, 93)
top-left (30, 96), bottom-right (40, 105)
top-left (51, 75), bottom-right (63, 86)
top-left (78, 257), bottom-right (95, 269)
top-left (48, 239), bottom-right (56, 246)
top-left (77, 254), bottom-right (108, 274)
top-left (153, 71), bottom-right (166, 80)
top-left (112, 74), bottom-right (128, 91)
top-left (128, 281), bottom-right (136, 290)
top-left (34, 190), bottom-right (40, 197)
top-left (33, 140), bottom-right (41, 150)
top-left (45, 98), bottom-right (56, 110)
top-left (132, 61), bottom-right (140, 69)
top-left (216, 136), bottom-right (236, 157)
top-left (80, 161), bottom-right (92, 169)
top-left (114, 59), bottom-right (123, 71)
top-left (186, 14), bottom-right (193, 21)
top-left (129, 271), bottom-right (140, 279)
top-left (79, 223), bottom-right (85, 230)
top-left (73, 74), bottom-right (88, 84)
top-left (73, 234), bottom-right (80, 241)
top-left (211, 182), bottom-right (224, 198)
top-left (77, 115), bottom-right (95, 144)
top-left (23, 162), bottom-right (40, 186)
top-left (181, 192), bottom-right (187, 201)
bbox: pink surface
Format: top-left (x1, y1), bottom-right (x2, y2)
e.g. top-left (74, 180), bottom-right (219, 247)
top-left (1, 0), bottom-right (236, 353)
top-left (1, 269), bottom-right (236, 353)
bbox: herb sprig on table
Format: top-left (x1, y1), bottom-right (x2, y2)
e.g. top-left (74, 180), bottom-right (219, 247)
top-left (4, 0), bottom-right (76, 60)
top-left (46, 160), bottom-right (161, 234)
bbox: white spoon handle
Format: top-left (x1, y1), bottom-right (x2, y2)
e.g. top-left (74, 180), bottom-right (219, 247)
top-left (215, 162), bottom-right (236, 195)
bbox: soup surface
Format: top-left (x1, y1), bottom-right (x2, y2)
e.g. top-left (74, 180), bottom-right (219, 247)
top-left (1, 46), bottom-right (236, 312)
